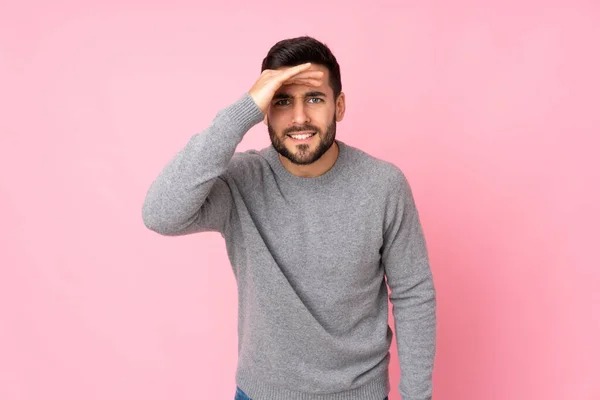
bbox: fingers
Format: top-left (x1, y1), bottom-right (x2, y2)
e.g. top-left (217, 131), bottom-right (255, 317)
top-left (281, 70), bottom-right (325, 87)
top-left (279, 62), bottom-right (312, 80)
top-left (278, 63), bottom-right (324, 83)
top-left (292, 70), bottom-right (324, 80)
top-left (282, 78), bottom-right (322, 87)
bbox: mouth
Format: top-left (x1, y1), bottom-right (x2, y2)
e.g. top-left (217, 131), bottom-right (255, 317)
top-left (287, 131), bottom-right (317, 142)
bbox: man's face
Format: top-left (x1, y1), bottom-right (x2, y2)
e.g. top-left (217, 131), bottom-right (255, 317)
top-left (266, 64), bottom-right (342, 165)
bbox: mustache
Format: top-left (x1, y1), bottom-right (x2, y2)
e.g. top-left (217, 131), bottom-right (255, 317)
top-left (283, 125), bottom-right (320, 135)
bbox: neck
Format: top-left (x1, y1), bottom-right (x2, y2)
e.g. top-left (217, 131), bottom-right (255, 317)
top-left (278, 141), bottom-right (340, 178)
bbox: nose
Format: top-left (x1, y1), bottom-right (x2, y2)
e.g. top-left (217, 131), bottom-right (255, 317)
top-left (291, 101), bottom-right (310, 125)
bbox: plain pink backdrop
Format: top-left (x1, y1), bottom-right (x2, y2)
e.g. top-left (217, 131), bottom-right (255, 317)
top-left (1, 1), bottom-right (599, 399)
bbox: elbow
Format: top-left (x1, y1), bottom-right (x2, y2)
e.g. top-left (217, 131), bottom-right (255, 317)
top-left (142, 205), bottom-right (166, 235)
top-left (141, 201), bottom-right (196, 236)
top-left (142, 213), bottom-right (181, 236)
top-left (142, 200), bottom-right (176, 236)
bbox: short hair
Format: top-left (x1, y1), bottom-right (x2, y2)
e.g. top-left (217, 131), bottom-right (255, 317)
top-left (261, 36), bottom-right (342, 99)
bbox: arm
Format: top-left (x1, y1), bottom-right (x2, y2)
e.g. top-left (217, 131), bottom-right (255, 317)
top-left (142, 63), bottom-right (324, 236)
top-left (141, 93), bottom-right (264, 236)
top-left (381, 171), bottom-right (437, 400)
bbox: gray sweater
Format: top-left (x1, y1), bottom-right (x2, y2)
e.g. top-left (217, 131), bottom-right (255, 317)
top-left (142, 93), bottom-right (436, 400)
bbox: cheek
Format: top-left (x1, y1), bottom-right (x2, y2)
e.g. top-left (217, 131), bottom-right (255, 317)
top-left (268, 106), bottom-right (333, 129)
top-left (267, 114), bottom-right (287, 136)
top-left (312, 108), bottom-right (336, 127)
top-left (267, 109), bottom-right (286, 123)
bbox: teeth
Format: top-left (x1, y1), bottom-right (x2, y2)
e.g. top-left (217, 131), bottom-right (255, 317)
top-left (290, 133), bottom-right (315, 139)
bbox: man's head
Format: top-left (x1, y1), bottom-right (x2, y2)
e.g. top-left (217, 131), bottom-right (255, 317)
top-left (261, 36), bottom-right (345, 166)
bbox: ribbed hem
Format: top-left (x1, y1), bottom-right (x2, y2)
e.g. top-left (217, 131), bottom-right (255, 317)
top-left (236, 370), bottom-right (389, 400)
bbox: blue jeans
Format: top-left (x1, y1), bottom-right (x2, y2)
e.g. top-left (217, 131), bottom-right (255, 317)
top-left (235, 386), bottom-right (388, 400)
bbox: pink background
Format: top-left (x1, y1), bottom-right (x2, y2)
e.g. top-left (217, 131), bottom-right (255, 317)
top-left (1, 1), bottom-right (599, 399)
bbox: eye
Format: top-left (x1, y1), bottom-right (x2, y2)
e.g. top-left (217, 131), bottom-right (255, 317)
top-left (307, 97), bottom-right (324, 104)
top-left (274, 99), bottom-right (291, 106)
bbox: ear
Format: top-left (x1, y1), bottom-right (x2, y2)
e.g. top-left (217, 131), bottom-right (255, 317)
top-left (335, 92), bottom-right (346, 122)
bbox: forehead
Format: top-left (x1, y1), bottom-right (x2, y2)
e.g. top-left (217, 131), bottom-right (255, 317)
top-left (274, 64), bottom-right (332, 97)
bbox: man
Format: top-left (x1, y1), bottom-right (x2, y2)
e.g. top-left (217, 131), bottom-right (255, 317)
top-left (142, 36), bottom-right (436, 400)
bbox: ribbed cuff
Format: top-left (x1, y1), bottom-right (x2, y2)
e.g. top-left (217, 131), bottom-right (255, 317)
top-left (218, 92), bottom-right (265, 134)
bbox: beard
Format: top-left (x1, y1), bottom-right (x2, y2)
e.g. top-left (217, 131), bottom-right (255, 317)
top-left (268, 116), bottom-right (337, 166)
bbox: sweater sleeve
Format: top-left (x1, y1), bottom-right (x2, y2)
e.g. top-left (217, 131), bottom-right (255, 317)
top-left (141, 93), bottom-right (264, 236)
top-left (381, 170), bottom-right (437, 400)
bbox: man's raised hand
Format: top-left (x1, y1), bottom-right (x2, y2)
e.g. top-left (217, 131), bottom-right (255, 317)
top-left (248, 63), bottom-right (324, 113)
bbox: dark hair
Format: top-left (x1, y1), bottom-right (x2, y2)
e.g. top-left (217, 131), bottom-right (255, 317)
top-left (261, 36), bottom-right (342, 99)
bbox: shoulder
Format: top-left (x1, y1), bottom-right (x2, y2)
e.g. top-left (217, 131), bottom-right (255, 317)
top-left (223, 147), bottom-right (270, 183)
top-left (343, 142), bottom-right (412, 197)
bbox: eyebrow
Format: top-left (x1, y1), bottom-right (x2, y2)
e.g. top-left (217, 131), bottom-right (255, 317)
top-left (272, 91), bottom-right (328, 100)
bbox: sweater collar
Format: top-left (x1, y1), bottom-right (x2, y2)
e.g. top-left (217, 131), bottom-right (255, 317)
top-left (262, 140), bottom-right (349, 187)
